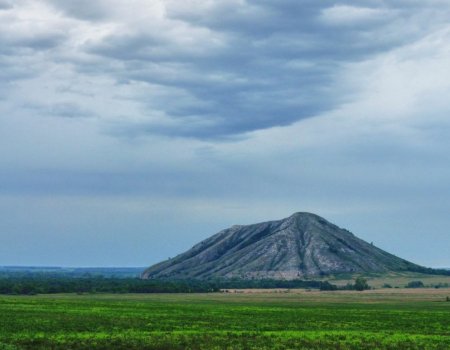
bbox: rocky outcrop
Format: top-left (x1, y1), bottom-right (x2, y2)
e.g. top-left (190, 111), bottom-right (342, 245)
top-left (142, 212), bottom-right (423, 280)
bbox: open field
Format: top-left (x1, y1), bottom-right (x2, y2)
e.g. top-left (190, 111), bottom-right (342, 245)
top-left (0, 289), bottom-right (449, 349)
top-left (324, 272), bottom-right (450, 288)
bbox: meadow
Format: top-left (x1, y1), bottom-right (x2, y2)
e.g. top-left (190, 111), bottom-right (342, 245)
top-left (0, 289), bottom-right (449, 349)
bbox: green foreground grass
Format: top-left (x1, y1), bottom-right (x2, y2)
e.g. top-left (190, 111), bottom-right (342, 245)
top-left (0, 289), bottom-right (449, 349)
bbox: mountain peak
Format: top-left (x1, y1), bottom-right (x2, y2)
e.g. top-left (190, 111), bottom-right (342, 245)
top-left (142, 213), bottom-right (424, 280)
top-left (288, 212), bottom-right (330, 224)
top-left (290, 211), bottom-right (320, 218)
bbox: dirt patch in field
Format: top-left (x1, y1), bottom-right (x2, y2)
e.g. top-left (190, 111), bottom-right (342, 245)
top-left (217, 288), bottom-right (450, 303)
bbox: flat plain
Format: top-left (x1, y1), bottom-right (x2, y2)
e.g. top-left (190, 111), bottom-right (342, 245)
top-left (0, 288), bottom-right (449, 349)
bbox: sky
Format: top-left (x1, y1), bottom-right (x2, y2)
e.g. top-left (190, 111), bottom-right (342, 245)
top-left (0, 0), bottom-right (449, 268)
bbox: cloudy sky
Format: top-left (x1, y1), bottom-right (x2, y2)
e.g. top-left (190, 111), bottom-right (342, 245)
top-left (1, 0), bottom-right (449, 268)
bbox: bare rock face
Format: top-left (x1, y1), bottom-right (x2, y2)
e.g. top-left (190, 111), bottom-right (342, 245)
top-left (142, 212), bottom-right (423, 280)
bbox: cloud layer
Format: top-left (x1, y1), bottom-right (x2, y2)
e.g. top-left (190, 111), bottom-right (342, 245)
top-left (3, 0), bottom-right (449, 138)
top-left (1, 1), bottom-right (450, 267)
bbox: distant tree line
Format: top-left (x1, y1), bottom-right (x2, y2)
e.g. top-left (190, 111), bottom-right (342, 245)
top-left (319, 277), bottom-right (370, 291)
top-left (0, 271), bottom-right (377, 295)
top-left (0, 276), bottom-right (220, 295)
top-left (0, 276), bottom-right (337, 295)
top-left (405, 266), bottom-right (450, 276)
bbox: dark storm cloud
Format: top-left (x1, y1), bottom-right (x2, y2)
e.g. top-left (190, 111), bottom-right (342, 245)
top-left (3, 1), bottom-right (449, 139)
top-left (74, 0), bottom-right (438, 138)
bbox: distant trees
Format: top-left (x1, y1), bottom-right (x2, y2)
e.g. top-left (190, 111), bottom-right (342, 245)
top-left (0, 276), bottom-right (220, 295)
top-left (353, 277), bottom-right (370, 291)
top-left (342, 277), bottom-right (370, 291)
top-left (319, 281), bottom-right (338, 291)
top-left (406, 280), bottom-right (424, 288)
top-left (0, 273), bottom-right (349, 295)
top-left (405, 266), bottom-right (450, 276)
top-left (0, 274), bottom-right (383, 295)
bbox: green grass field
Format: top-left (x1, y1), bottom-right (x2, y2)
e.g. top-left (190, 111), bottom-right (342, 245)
top-left (0, 289), bottom-right (449, 349)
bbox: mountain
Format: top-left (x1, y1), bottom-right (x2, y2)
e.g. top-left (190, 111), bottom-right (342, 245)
top-left (142, 212), bottom-right (426, 280)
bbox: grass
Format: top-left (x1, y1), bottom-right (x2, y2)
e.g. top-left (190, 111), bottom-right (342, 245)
top-left (0, 289), bottom-right (449, 349)
top-left (324, 272), bottom-right (450, 288)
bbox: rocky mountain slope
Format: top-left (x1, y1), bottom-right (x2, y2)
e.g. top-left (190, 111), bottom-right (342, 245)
top-left (142, 212), bottom-right (425, 280)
